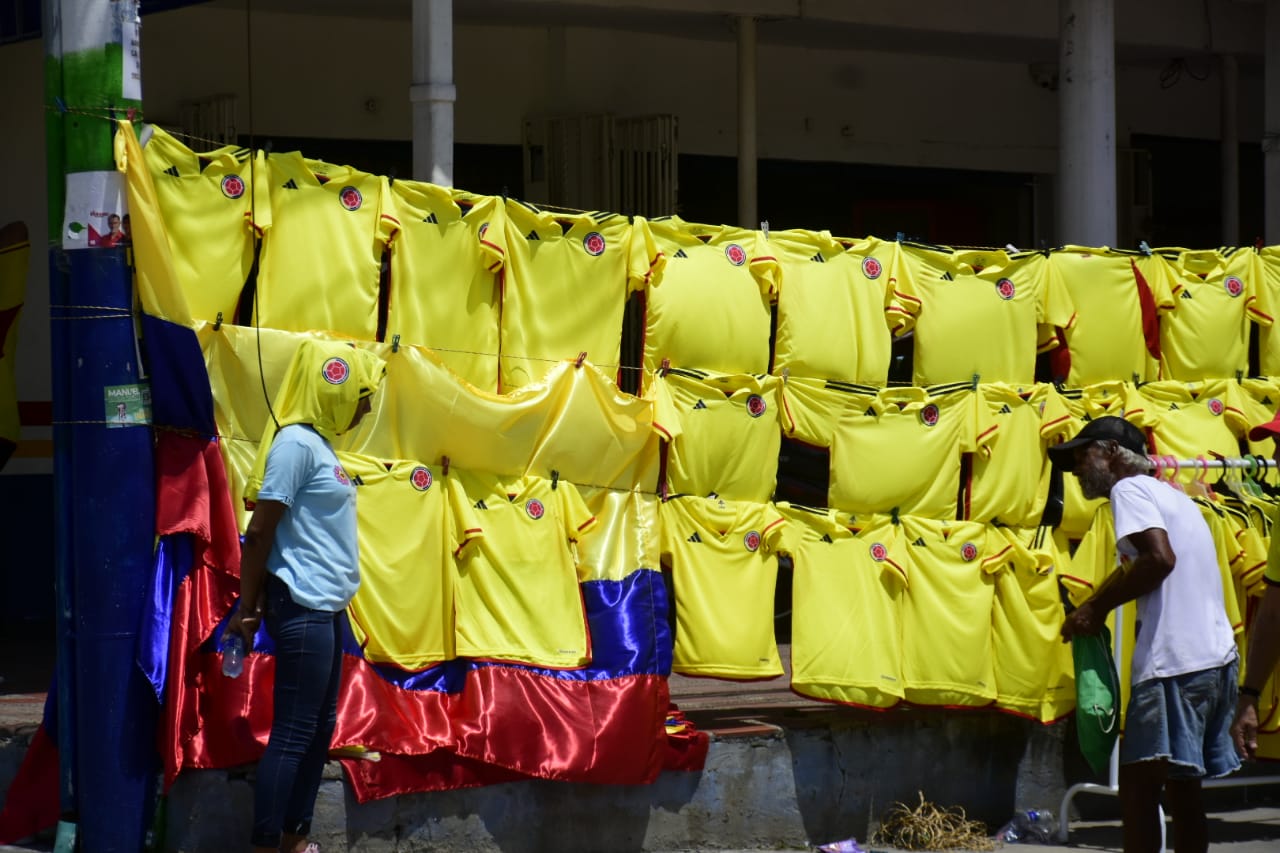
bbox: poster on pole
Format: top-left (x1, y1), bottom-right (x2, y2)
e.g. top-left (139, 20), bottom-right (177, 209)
top-left (63, 172), bottom-right (129, 250)
top-left (104, 383), bottom-right (151, 428)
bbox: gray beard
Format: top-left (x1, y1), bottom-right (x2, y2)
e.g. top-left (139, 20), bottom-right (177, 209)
top-left (1078, 468), bottom-right (1113, 501)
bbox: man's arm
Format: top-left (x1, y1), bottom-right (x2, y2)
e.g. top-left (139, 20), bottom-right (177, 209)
top-left (229, 500), bottom-right (287, 648)
top-left (1061, 526), bottom-right (1174, 641)
top-left (1233, 585), bottom-right (1280, 759)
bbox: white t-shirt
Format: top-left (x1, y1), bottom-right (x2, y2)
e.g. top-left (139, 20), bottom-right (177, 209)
top-left (1111, 475), bottom-right (1237, 684)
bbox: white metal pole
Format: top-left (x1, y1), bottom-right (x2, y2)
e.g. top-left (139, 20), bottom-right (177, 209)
top-left (410, 0), bottom-right (455, 186)
top-left (1057, 0), bottom-right (1117, 246)
top-left (737, 15), bottom-right (758, 229)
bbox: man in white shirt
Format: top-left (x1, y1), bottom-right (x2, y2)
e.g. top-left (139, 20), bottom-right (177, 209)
top-left (1052, 416), bottom-right (1239, 853)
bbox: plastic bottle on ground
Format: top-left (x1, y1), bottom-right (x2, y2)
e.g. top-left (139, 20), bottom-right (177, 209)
top-left (221, 632), bottom-right (245, 678)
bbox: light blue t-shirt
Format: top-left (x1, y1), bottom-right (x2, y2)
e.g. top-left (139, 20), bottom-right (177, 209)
top-left (257, 424), bottom-right (359, 612)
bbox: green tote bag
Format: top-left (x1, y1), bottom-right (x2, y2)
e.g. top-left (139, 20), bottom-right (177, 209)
top-left (1072, 625), bottom-right (1121, 775)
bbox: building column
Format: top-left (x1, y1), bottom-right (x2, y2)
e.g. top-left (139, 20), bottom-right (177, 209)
top-left (1221, 54), bottom-right (1239, 245)
top-left (1057, 0), bottom-right (1116, 246)
top-left (410, 0), bottom-right (455, 186)
top-left (1266, 0), bottom-right (1280, 244)
top-left (737, 15), bottom-right (758, 229)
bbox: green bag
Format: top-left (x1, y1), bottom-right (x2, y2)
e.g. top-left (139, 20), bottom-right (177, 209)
top-left (1072, 625), bottom-right (1121, 775)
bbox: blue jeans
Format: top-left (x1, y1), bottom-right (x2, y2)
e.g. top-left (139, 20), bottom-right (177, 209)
top-left (251, 575), bottom-right (344, 849)
top-left (1121, 657), bottom-right (1241, 779)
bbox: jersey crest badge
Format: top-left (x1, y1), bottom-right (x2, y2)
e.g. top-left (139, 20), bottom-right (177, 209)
top-left (862, 257), bottom-right (883, 279)
top-left (725, 243), bottom-right (747, 266)
top-left (1224, 276), bottom-right (1244, 298)
top-left (525, 498), bottom-right (545, 520)
top-left (746, 394), bottom-right (767, 418)
top-left (339, 186), bottom-right (363, 211)
top-left (995, 278), bottom-right (1016, 300)
top-left (221, 175), bottom-right (246, 199)
top-left (743, 530), bottom-right (762, 552)
top-left (410, 466), bottom-right (433, 491)
top-left (960, 542), bottom-right (978, 562)
top-left (919, 403), bottom-right (940, 427)
top-left (1207, 398), bottom-right (1224, 416)
top-left (334, 465), bottom-right (351, 486)
top-left (583, 232), bottom-right (607, 256)
top-left (869, 542), bottom-right (888, 562)
top-left (321, 357), bottom-right (350, 384)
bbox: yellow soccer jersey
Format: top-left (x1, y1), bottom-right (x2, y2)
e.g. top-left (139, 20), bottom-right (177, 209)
top-left (574, 487), bottom-right (660, 582)
top-left (141, 124), bottom-right (266, 325)
top-left (1129, 380), bottom-right (1252, 475)
top-left (500, 203), bottom-right (662, 390)
top-left (968, 383), bottom-right (1073, 527)
top-left (659, 495), bottom-right (786, 679)
top-left (1254, 247), bottom-right (1280, 375)
top-left (380, 182), bottom-right (505, 389)
top-left (1048, 246), bottom-right (1173, 387)
top-left (830, 384), bottom-right (997, 519)
top-left (891, 244), bottom-right (1075, 386)
top-left (640, 216), bottom-right (775, 377)
top-left (1155, 247), bottom-right (1265, 382)
top-left (340, 455), bottom-right (481, 669)
top-left (652, 369), bottom-right (783, 503)
top-left (770, 230), bottom-right (898, 385)
top-left (254, 153), bottom-right (386, 339)
top-left (988, 526), bottom-right (1075, 722)
top-left (0, 223), bottom-right (27, 457)
top-left (778, 376), bottom-right (879, 450)
top-left (452, 470), bottom-right (597, 668)
top-left (781, 505), bottom-right (907, 709)
top-left (898, 516), bottom-right (1002, 707)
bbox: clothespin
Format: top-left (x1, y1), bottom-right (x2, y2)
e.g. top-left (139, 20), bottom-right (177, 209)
top-left (442, 455), bottom-right (450, 476)
top-left (659, 480), bottom-right (669, 501)
top-left (126, 107), bottom-right (137, 122)
top-left (1139, 240), bottom-right (1151, 256)
top-left (890, 507), bottom-right (900, 525)
top-left (213, 311), bottom-right (223, 331)
top-left (387, 168), bottom-right (396, 187)
top-left (264, 139), bottom-right (273, 155)
top-left (971, 372), bottom-right (980, 392)
top-left (501, 185), bottom-right (508, 203)
top-left (760, 220), bottom-right (770, 241)
top-left (551, 470), bottom-right (560, 490)
top-left (575, 351), bottom-right (587, 368)
top-left (660, 357), bottom-right (671, 377)
top-left (895, 231), bottom-right (905, 243)
top-left (53, 96), bottom-right (68, 114)
top-left (1005, 243), bottom-right (1018, 253)
top-left (1236, 369), bottom-right (1243, 384)
top-left (782, 367), bottom-right (790, 385)
top-left (391, 333), bottom-right (400, 353)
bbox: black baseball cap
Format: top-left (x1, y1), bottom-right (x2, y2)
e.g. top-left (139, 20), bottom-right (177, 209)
top-left (1046, 416), bottom-right (1148, 468)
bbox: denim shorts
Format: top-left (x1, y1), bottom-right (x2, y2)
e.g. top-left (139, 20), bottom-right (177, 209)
top-left (1120, 658), bottom-right (1241, 779)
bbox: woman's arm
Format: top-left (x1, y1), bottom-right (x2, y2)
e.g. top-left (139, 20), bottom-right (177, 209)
top-left (230, 500), bottom-right (287, 647)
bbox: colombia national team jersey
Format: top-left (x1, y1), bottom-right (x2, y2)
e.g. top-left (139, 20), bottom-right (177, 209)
top-left (1050, 382), bottom-right (1129, 537)
top-left (651, 368), bottom-right (784, 503)
top-left (499, 202), bottom-right (662, 390)
top-left (140, 124), bottom-right (266, 326)
top-left (1127, 379), bottom-right (1259, 472)
top-left (659, 495), bottom-right (786, 679)
top-left (781, 505), bottom-right (906, 709)
top-left (987, 525), bottom-right (1075, 722)
top-left (769, 230), bottom-right (897, 385)
top-left (1047, 246), bottom-right (1173, 387)
top-left (380, 183), bottom-right (505, 390)
top-left (1152, 247), bottom-right (1265, 382)
top-left (640, 216), bottom-right (776, 377)
top-left (830, 383), bottom-right (997, 518)
top-left (452, 469), bottom-right (597, 669)
top-left (1254, 247), bottom-right (1280, 375)
top-left (898, 516), bottom-right (1003, 707)
top-left (254, 152), bottom-right (386, 339)
top-left (340, 454), bottom-right (481, 669)
top-left (890, 244), bottom-right (1075, 386)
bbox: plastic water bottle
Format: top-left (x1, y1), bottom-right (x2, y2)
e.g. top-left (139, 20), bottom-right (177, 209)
top-left (221, 632), bottom-right (245, 678)
top-left (995, 809), bottom-right (1055, 844)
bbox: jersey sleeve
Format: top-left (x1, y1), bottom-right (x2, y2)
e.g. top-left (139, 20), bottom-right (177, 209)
top-left (885, 244), bottom-right (921, 337)
top-left (963, 388), bottom-right (1001, 456)
top-left (760, 503), bottom-right (788, 553)
top-left (748, 230), bottom-right (781, 302)
top-left (475, 198), bottom-right (507, 274)
top-left (647, 373), bottom-right (682, 444)
top-left (1109, 479), bottom-right (1166, 544)
top-left (446, 474), bottom-right (484, 556)
top-left (377, 180), bottom-right (403, 250)
top-left (627, 216), bottom-right (666, 294)
top-left (257, 432), bottom-right (313, 505)
top-left (557, 480), bottom-right (598, 542)
top-left (1036, 258), bottom-right (1077, 349)
top-left (1035, 384), bottom-right (1074, 442)
top-left (1058, 506), bottom-right (1117, 605)
top-left (1251, 250), bottom-right (1277, 329)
